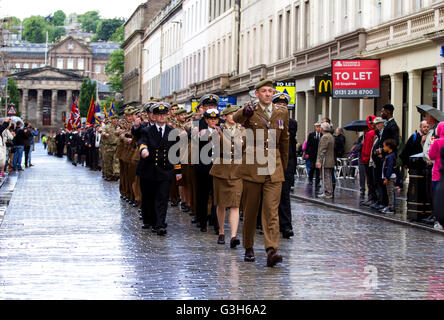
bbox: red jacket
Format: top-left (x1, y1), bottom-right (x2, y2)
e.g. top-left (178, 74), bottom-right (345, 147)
top-left (361, 116), bottom-right (376, 164)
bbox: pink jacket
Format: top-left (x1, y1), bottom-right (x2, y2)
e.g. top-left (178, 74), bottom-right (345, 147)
top-left (429, 122), bottom-right (444, 182)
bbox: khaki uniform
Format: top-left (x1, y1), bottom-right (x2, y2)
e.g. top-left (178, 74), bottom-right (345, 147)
top-left (210, 123), bottom-right (245, 208)
top-left (47, 134), bottom-right (56, 155)
top-left (116, 121), bottom-right (131, 198)
top-left (102, 122), bottom-right (120, 179)
top-left (233, 103), bottom-right (289, 252)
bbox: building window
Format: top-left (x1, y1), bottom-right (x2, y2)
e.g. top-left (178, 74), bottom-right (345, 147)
top-left (15, 63), bottom-right (21, 69)
top-left (32, 63), bottom-right (38, 69)
top-left (57, 58), bottom-right (64, 69)
top-left (23, 63), bottom-right (29, 69)
top-left (356, 0), bottom-right (362, 28)
top-left (95, 65), bottom-right (101, 74)
top-left (68, 58), bottom-right (74, 69)
top-left (78, 58), bottom-right (84, 70)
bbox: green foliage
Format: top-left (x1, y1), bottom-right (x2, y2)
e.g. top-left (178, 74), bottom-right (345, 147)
top-left (1, 78), bottom-right (21, 116)
top-left (22, 16), bottom-right (48, 43)
top-left (78, 11), bottom-right (100, 33)
top-left (52, 27), bottom-right (66, 42)
top-left (53, 10), bottom-right (67, 26)
top-left (110, 25), bottom-right (124, 43)
top-left (96, 18), bottom-right (124, 41)
top-left (79, 79), bottom-right (97, 117)
top-left (105, 49), bottom-right (124, 92)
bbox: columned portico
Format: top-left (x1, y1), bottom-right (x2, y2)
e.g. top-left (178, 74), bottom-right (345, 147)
top-left (51, 90), bottom-right (58, 126)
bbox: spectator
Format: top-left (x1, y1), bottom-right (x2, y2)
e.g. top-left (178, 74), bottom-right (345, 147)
top-left (381, 139), bottom-right (398, 214)
top-left (400, 121), bottom-right (429, 169)
top-left (361, 115), bottom-right (377, 206)
top-left (306, 123), bottom-right (322, 190)
top-left (316, 122), bottom-right (335, 199)
top-left (302, 140), bottom-right (310, 176)
top-left (0, 118), bottom-right (12, 178)
top-left (7, 123), bottom-right (15, 172)
top-left (433, 147), bottom-right (444, 230)
top-left (334, 128), bottom-right (346, 159)
top-left (429, 122), bottom-right (444, 196)
top-left (12, 121), bottom-right (26, 171)
top-left (380, 104), bottom-right (400, 147)
top-left (370, 117), bottom-right (387, 211)
top-left (28, 124), bottom-right (38, 167)
top-left (23, 123), bottom-right (33, 169)
top-left (42, 135), bottom-right (48, 149)
top-left (423, 112), bottom-right (439, 223)
top-left (350, 133), bottom-right (365, 199)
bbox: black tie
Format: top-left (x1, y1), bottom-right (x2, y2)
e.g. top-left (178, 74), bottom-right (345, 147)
top-left (159, 127), bottom-right (163, 137)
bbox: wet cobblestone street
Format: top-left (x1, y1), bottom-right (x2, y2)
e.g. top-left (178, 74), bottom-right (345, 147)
top-left (1, 144), bottom-right (444, 300)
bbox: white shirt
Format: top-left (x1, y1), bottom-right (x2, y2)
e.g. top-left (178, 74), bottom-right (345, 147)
top-left (155, 124), bottom-right (166, 138)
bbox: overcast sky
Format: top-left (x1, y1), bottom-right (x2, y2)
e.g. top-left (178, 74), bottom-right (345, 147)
top-left (0, 0), bottom-right (145, 20)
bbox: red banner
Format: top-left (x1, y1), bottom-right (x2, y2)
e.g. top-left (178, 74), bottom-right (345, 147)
top-left (332, 59), bottom-right (380, 98)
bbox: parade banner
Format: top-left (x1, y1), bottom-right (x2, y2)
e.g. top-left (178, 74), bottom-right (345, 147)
top-left (332, 59), bottom-right (380, 98)
top-left (191, 99), bottom-right (199, 112)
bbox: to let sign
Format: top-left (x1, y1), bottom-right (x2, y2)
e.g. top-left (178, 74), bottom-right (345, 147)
top-left (332, 59), bottom-right (380, 98)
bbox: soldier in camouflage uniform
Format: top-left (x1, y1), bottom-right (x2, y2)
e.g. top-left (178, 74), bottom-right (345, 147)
top-left (101, 115), bottom-right (120, 181)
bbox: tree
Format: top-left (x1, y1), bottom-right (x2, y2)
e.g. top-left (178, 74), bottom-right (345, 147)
top-left (78, 79), bottom-right (97, 117)
top-left (78, 11), bottom-right (100, 33)
top-left (52, 26), bottom-right (66, 42)
top-left (110, 25), bottom-right (124, 43)
top-left (1, 78), bottom-right (20, 117)
top-left (22, 16), bottom-right (47, 43)
top-left (105, 49), bottom-right (124, 92)
top-left (53, 10), bottom-right (66, 26)
top-left (96, 18), bottom-right (124, 41)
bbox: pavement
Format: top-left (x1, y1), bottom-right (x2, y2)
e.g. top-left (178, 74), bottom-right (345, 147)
top-left (291, 174), bottom-right (444, 235)
top-left (1, 144), bottom-right (444, 300)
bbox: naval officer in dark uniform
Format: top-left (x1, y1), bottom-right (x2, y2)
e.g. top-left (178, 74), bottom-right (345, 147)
top-left (137, 102), bottom-right (182, 236)
top-left (272, 92), bottom-right (297, 239)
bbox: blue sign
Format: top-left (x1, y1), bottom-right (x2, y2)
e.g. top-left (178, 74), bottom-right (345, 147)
top-left (0, 78), bottom-right (7, 84)
top-left (217, 97), bottom-right (237, 112)
top-left (441, 46), bottom-right (444, 57)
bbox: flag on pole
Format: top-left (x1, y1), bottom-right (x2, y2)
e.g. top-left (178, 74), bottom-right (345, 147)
top-left (94, 101), bottom-right (103, 126)
top-left (86, 96), bottom-right (95, 125)
top-left (103, 104), bottom-right (108, 118)
top-left (73, 97), bottom-right (81, 129)
top-left (109, 102), bottom-right (115, 117)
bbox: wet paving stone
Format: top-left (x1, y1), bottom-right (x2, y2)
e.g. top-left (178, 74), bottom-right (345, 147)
top-left (0, 145), bottom-right (444, 300)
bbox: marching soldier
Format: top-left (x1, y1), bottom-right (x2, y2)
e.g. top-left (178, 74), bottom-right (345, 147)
top-left (272, 92), bottom-right (297, 239)
top-left (210, 104), bottom-right (245, 248)
top-left (101, 115), bottom-right (120, 181)
top-left (233, 78), bottom-right (289, 268)
top-left (137, 102), bottom-right (182, 236)
top-left (194, 108), bottom-right (221, 233)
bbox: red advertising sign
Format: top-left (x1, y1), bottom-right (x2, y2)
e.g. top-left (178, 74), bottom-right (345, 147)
top-left (332, 59), bottom-right (380, 98)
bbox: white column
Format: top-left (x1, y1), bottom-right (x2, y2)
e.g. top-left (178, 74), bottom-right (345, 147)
top-left (51, 90), bottom-right (58, 127)
top-left (301, 1), bottom-right (306, 49)
top-left (391, 73), bottom-right (404, 135)
top-left (408, 70), bottom-right (422, 137)
top-left (338, 99), bottom-right (343, 128)
top-left (21, 89), bottom-right (29, 122)
top-left (36, 89), bottom-right (43, 126)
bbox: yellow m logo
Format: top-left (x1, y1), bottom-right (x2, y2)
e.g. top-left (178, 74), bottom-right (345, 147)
top-left (319, 80), bottom-right (332, 93)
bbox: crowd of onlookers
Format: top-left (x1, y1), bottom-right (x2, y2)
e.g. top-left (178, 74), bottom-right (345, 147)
top-left (0, 118), bottom-right (38, 179)
top-left (299, 104), bottom-right (444, 230)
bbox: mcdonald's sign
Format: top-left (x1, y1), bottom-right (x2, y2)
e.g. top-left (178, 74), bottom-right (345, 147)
top-left (315, 76), bottom-right (333, 97)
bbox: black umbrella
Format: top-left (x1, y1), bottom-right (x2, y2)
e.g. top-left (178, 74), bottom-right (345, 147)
top-left (416, 105), bottom-right (444, 122)
top-left (344, 120), bottom-right (368, 132)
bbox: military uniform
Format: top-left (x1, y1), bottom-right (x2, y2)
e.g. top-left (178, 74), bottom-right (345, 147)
top-left (137, 103), bottom-right (182, 235)
top-left (272, 93), bottom-right (296, 239)
top-left (101, 117), bottom-right (120, 180)
top-left (233, 79), bottom-right (289, 267)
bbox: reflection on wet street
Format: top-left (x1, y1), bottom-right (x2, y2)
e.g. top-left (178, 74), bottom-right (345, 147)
top-left (1, 145), bottom-right (444, 300)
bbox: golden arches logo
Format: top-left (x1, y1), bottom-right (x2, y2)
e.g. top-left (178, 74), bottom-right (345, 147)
top-left (319, 80), bottom-right (332, 93)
